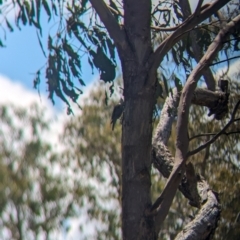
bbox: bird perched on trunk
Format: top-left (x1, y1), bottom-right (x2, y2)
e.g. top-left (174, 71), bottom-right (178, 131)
top-left (111, 98), bottom-right (124, 130)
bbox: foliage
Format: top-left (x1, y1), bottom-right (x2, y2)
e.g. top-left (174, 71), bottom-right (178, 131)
top-left (0, 103), bottom-right (76, 240)
top-left (61, 82), bottom-right (122, 239)
top-left (0, 0), bottom-right (117, 112)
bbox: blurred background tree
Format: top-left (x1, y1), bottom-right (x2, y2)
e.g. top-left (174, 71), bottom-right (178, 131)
top-left (0, 78), bottom-right (239, 239)
top-left (0, 103), bottom-right (76, 240)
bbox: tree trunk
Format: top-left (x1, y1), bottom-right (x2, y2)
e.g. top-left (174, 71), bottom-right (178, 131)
top-left (121, 62), bottom-right (156, 239)
top-left (120, 2), bottom-right (157, 239)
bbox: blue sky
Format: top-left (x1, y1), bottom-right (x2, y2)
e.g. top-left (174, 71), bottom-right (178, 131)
top-left (0, 10), bottom-right (96, 111)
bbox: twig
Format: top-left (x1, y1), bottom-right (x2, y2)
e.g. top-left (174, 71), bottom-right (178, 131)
top-left (188, 99), bottom-right (240, 156)
top-left (209, 55), bottom-right (240, 66)
top-left (190, 130), bottom-right (240, 141)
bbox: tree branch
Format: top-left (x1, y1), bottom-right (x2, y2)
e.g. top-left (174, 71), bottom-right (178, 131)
top-left (179, 0), bottom-right (216, 90)
top-left (209, 55), bottom-right (240, 66)
top-left (151, 0), bottom-right (231, 71)
top-left (149, 13), bottom-right (240, 228)
top-left (151, 89), bottom-right (220, 237)
top-left (190, 130), bottom-right (240, 141)
top-left (194, 0), bottom-right (205, 16)
top-left (188, 99), bottom-right (240, 156)
top-left (89, 0), bottom-right (127, 51)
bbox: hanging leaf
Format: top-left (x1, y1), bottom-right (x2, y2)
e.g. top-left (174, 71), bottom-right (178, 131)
top-left (33, 70), bottom-right (41, 89)
top-left (48, 35), bottom-right (52, 50)
top-left (5, 18), bottom-right (14, 32)
top-left (155, 81), bottom-right (164, 99)
top-left (172, 47), bottom-right (180, 65)
top-left (37, 31), bottom-right (46, 57)
top-left (162, 74), bottom-right (169, 96)
top-left (36, 0), bottom-right (41, 28)
top-left (81, 0), bottom-right (88, 9)
top-left (24, 1), bottom-right (31, 21)
top-left (89, 47), bottom-right (116, 82)
top-left (69, 58), bottom-right (80, 78)
top-left (78, 78), bottom-right (86, 86)
top-left (0, 39), bottom-right (5, 47)
top-left (52, 2), bottom-right (58, 16)
top-left (110, 0), bottom-right (120, 22)
top-left (93, 27), bottom-right (107, 51)
top-left (60, 79), bottom-right (79, 103)
top-left (88, 57), bottom-right (94, 74)
top-left (173, 3), bottom-right (183, 20)
top-left (42, 0), bottom-right (51, 21)
top-left (21, 7), bottom-right (28, 25)
top-left (30, 0), bottom-right (35, 18)
top-left (106, 39), bottom-right (115, 61)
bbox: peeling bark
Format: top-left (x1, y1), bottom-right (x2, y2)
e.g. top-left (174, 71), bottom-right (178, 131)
top-left (152, 89), bottom-right (221, 239)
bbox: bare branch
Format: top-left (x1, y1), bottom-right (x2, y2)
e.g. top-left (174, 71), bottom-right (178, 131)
top-left (89, 0), bottom-right (127, 51)
top-left (179, 0), bottom-right (216, 90)
top-left (150, 13), bottom-right (240, 227)
top-left (188, 99), bottom-right (240, 156)
top-left (194, 0), bottom-right (205, 16)
top-left (151, 0), bottom-right (231, 71)
top-left (190, 130), bottom-right (240, 141)
top-left (209, 55), bottom-right (240, 66)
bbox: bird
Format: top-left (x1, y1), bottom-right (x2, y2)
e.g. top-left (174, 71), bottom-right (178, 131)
top-left (111, 98), bottom-right (125, 130)
top-left (218, 79), bottom-right (229, 93)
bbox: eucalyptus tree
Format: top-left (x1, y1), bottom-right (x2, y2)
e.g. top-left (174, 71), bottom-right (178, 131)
top-left (0, 103), bottom-right (76, 240)
top-left (1, 0), bottom-right (240, 239)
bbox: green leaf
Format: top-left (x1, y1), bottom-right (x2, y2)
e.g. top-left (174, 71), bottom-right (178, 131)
top-left (52, 2), bottom-right (58, 16)
top-left (88, 57), bottom-right (94, 74)
top-left (21, 8), bottom-right (28, 25)
top-left (30, 0), bottom-right (35, 18)
top-left (162, 74), bottom-right (169, 96)
top-left (78, 78), bottom-right (85, 86)
top-left (89, 47), bottom-right (116, 82)
top-left (42, 0), bottom-right (51, 21)
top-left (0, 39), bottom-right (5, 47)
top-left (106, 39), bottom-right (115, 61)
top-left (110, 0), bottom-right (120, 22)
top-left (24, 1), bottom-right (31, 21)
top-left (5, 19), bottom-right (14, 32)
top-left (81, 0), bottom-right (88, 9)
top-left (48, 35), bottom-right (52, 50)
top-left (36, 0), bottom-right (41, 28)
top-left (33, 70), bottom-right (41, 89)
top-left (60, 79), bottom-right (79, 103)
top-left (36, 32), bottom-right (46, 57)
